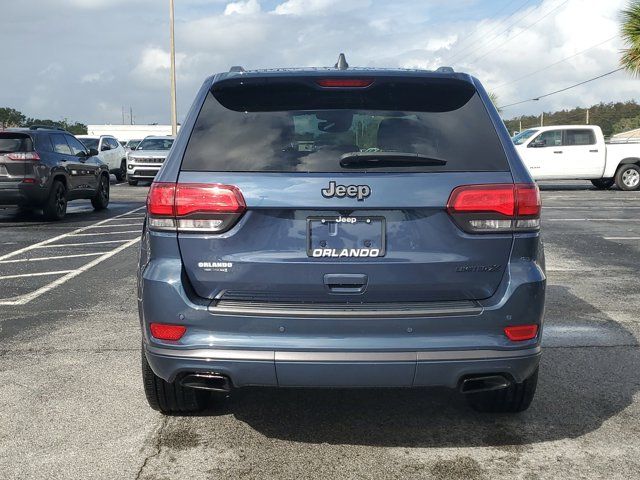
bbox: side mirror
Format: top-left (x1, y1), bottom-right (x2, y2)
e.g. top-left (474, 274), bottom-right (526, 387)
top-left (529, 140), bottom-right (545, 148)
top-left (130, 146), bottom-right (136, 151)
top-left (88, 148), bottom-right (99, 156)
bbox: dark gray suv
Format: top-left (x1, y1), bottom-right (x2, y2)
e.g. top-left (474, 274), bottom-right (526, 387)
top-left (139, 62), bottom-right (545, 414)
top-left (0, 127), bottom-right (110, 219)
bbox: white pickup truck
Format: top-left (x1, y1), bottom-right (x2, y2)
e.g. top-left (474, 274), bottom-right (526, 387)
top-left (512, 125), bottom-right (640, 191)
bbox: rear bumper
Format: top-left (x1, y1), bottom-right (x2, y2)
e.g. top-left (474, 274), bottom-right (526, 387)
top-left (0, 181), bottom-right (47, 206)
top-left (144, 344), bottom-right (541, 388)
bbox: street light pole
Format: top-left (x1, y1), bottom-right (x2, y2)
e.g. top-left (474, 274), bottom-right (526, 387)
top-left (169, 0), bottom-right (177, 136)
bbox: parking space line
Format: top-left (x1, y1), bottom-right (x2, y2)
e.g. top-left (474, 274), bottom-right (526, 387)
top-left (83, 223), bottom-right (143, 229)
top-left (0, 253), bottom-right (103, 264)
top-left (0, 237), bottom-right (141, 306)
top-left (39, 239), bottom-right (134, 248)
top-left (603, 237), bottom-right (640, 240)
top-left (546, 218), bottom-right (640, 222)
top-left (0, 270), bottom-right (74, 281)
top-left (72, 230), bottom-right (141, 237)
top-left (0, 207), bottom-right (145, 262)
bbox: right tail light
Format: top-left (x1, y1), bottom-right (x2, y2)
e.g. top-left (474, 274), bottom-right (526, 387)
top-left (147, 182), bottom-right (246, 233)
top-left (447, 183), bottom-right (540, 233)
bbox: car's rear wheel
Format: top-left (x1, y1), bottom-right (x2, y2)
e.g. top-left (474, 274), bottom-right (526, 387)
top-left (141, 347), bottom-right (209, 414)
top-left (591, 178), bottom-right (614, 190)
top-left (43, 179), bottom-right (67, 221)
top-left (91, 174), bottom-right (110, 210)
top-left (115, 160), bottom-right (126, 182)
top-left (615, 164), bottom-right (640, 191)
top-left (466, 367), bottom-right (538, 413)
top-left (128, 177), bottom-right (139, 186)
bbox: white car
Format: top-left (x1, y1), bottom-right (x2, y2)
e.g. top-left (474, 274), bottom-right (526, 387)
top-left (513, 125), bottom-right (640, 190)
top-left (77, 135), bottom-right (128, 181)
top-left (125, 136), bottom-right (174, 186)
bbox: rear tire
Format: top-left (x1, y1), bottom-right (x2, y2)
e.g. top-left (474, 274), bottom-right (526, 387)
top-left (591, 178), bottom-right (614, 190)
top-left (91, 174), bottom-right (109, 210)
top-left (128, 178), bottom-right (138, 186)
top-left (115, 160), bottom-right (126, 182)
top-left (466, 367), bottom-right (538, 413)
top-left (141, 347), bottom-right (208, 414)
top-left (615, 164), bottom-right (640, 191)
top-left (42, 180), bottom-right (67, 221)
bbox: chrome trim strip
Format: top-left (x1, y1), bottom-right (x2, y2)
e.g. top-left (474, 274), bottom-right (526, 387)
top-left (147, 345), bottom-right (541, 363)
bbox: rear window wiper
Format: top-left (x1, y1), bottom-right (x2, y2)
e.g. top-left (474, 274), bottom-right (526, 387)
top-left (339, 151), bottom-right (447, 168)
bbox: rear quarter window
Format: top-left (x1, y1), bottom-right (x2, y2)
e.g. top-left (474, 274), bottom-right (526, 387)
top-left (181, 76), bottom-right (509, 173)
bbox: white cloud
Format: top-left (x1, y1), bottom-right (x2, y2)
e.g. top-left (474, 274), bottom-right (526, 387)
top-left (274, 0), bottom-right (371, 16)
top-left (224, 0), bottom-right (261, 15)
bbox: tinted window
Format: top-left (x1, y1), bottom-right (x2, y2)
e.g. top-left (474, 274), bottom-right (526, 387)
top-left (182, 76), bottom-right (509, 173)
top-left (79, 138), bottom-right (99, 150)
top-left (533, 130), bottom-right (562, 147)
top-left (137, 138), bottom-right (174, 150)
top-left (512, 129), bottom-right (538, 145)
top-left (564, 129), bottom-right (596, 146)
top-left (66, 135), bottom-right (88, 156)
top-left (51, 134), bottom-right (72, 155)
top-left (0, 133), bottom-right (33, 153)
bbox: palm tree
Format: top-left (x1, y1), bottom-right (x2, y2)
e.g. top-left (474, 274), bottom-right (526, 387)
top-left (621, 1), bottom-right (640, 75)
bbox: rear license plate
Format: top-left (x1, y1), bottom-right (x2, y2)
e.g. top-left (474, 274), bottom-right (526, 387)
top-left (307, 216), bottom-right (386, 258)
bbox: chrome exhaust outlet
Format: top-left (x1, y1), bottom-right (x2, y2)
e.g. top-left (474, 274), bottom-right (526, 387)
top-left (459, 375), bottom-right (510, 394)
top-left (180, 373), bottom-right (232, 392)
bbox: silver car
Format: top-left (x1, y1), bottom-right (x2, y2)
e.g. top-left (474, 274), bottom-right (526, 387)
top-left (126, 136), bottom-right (174, 186)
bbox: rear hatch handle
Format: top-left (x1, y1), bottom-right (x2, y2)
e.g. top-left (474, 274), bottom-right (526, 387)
top-left (324, 274), bottom-right (368, 294)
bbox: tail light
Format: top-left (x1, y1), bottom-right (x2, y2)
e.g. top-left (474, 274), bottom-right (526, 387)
top-left (447, 183), bottom-right (540, 233)
top-left (6, 152), bottom-right (40, 161)
top-left (504, 324), bottom-right (539, 341)
top-left (147, 182), bottom-right (246, 233)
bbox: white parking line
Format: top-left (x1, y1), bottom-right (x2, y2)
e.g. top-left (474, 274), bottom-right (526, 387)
top-left (603, 237), bottom-right (640, 240)
top-left (0, 207), bottom-right (144, 262)
top-left (83, 223), bottom-right (143, 229)
top-left (0, 237), bottom-right (140, 306)
top-left (39, 239), bottom-right (133, 248)
top-left (72, 230), bottom-right (141, 237)
top-left (546, 218), bottom-right (640, 222)
top-left (0, 270), bottom-right (74, 281)
top-left (0, 253), bottom-right (103, 264)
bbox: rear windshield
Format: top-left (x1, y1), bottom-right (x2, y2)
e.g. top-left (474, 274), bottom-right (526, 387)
top-left (137, 138), bottom-right (174, 151)
top-left (0, 133), bottom-right (33, 153)
top-left (181, 76), bottom-right (509, 172)
top-left (79, 138), bottom-right (99, 150)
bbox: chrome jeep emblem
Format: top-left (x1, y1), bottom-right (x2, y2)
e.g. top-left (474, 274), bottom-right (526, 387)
top-left (321, 181), bottom-right (371, 201)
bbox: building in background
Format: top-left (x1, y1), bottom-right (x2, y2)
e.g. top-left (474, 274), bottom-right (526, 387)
top-left (86, 124), bottom-right (179, 142)
top-left (610, 128), bottom-right (640, 142)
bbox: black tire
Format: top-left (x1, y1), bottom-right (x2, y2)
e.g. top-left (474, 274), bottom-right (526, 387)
top-left (615, 164), bottom-right (640, 191)
top-left (591, 178), bottom-right (614, 190)
top-left (128, 178), bottom-right (139, 186)
top-left (466, 367), bottom-right (538, 413)
top-left (141, 347), bottom-right (208, 414)
top-left (115, 160), bottom-right (126, 182)
top-left (91, 174), bottom-right (110, 210)
top-left (42, 180), bottom-right (67, 221)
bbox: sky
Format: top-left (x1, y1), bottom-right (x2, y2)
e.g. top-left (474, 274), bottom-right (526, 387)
top-left (0, 0), bottom-right (634, 125)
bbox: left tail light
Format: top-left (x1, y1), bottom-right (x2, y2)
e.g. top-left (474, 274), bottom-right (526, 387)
top-left (147, 182), bottom-right (246, 233)
top-left (446, 183), bottom-right (540, 233)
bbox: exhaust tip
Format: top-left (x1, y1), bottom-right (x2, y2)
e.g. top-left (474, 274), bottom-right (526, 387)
top-left (180, 373), bottom-right (232, 393)
top-left (459, 374), bottom-right (511, 394)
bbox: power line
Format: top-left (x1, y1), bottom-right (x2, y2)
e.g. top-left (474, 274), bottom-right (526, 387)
top-left (498, 67), bottom-right (625, 109)
top-left (467, 0), bottom-right (570, 66)
top-left (443, 0), bottom-right (519, 63)
top-left (452, 0), bottom-right (538, 64)
top-left (446, 0), bottom-right (533, 64)
top-left (493, 36), bottom-right (617, 90)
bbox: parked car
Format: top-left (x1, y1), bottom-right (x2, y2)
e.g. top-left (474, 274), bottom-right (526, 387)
top-left (513, 125), bottom-right (640, 190)
top-left (126, 136), bottom-right (174, 185)
top-left (138, 61), bottom-right (545, 415)
top-left (76, 135), bottom-right (128, 182)
top-left (124, 139), bottom-right (142, 151)
top-left (0, 126), bottom-right (110, 220)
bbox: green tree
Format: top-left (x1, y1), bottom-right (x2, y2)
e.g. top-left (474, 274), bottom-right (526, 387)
top-left (0, 107), bottom-right (26, 129)
top-left (621, 1), bottom-right (640, 75)
top-left (612, 114), bottom-right (640, 134)
top-left (488, 92), bottom-right (502, 114)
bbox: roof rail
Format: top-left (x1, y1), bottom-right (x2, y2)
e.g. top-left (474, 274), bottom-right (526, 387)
top-left (28, 125), bottom-right (66, 131)
top-left (435, 66), bottom-right (455, 74)
top-left (229, 65), bottom-right (245, 73)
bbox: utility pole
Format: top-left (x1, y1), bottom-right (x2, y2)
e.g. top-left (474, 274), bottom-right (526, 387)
top-left (130, 106), bottom-right (134, 125)
top-left (169, 0), bottom-right (178, 137)
top-left (586, 109), bottom-right (590, 125)
top-left (540, 112), bottom-right (544, 127)
top-left (519, 118), bottom-right (522, 132)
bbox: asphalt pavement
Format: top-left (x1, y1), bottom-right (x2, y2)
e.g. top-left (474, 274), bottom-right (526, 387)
top-left (0, 180), bottom-right (639, 479)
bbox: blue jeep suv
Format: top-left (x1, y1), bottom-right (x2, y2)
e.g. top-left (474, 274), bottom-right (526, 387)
top-left (139, 59), bottom-right (545, 414)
